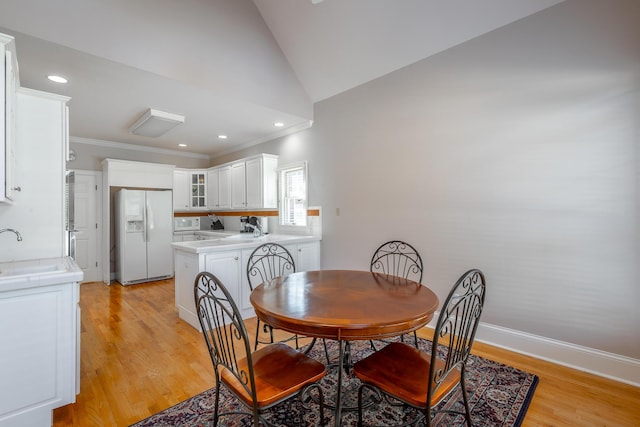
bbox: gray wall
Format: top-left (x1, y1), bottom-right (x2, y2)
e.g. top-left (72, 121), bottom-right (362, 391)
top-left (228, 0), bottom-right (640, 359)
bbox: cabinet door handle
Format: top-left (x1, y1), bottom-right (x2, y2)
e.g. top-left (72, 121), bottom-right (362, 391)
top-left (11, 186), bottom-right (21, 192)
top-left (234, 256), bottom-right (239, 261)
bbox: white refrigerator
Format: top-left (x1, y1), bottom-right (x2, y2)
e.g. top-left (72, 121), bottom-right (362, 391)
top-left (115, 189), bottom-right (173, 285)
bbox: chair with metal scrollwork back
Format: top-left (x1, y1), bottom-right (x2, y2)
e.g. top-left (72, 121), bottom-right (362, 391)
top-left (353, 269), bottom-right (486, 427)
top-left (246, 243), bottom-right (301, 351)
top-left (370, 240), bottom-right (424, 348)
top-left (194, 271), bottom-right (327, 427)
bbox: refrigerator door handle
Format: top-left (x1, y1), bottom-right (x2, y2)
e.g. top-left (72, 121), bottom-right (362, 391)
top-left (145, 195), bottom-right (154, 243)
top-left (144, 197), bottom-right (149, 243)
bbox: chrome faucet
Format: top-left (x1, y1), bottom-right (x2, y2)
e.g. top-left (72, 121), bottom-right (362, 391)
top-left (246, 221), bottom-right (263, 237)
top-left (0, 228), bottom-right (23, 241)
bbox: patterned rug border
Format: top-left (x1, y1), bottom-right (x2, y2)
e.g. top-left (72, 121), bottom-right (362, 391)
top-left (513, 374), bottom-right (538, 427)
top-left (132, 338), bottom-right (539, 426)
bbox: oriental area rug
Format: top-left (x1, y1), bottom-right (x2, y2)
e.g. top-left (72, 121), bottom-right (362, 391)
top-left (132, 337), bottom-right (538, 427)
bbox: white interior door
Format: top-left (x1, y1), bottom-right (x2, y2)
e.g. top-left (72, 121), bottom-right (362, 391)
top-left (72, 171), bottom-right (101, 282)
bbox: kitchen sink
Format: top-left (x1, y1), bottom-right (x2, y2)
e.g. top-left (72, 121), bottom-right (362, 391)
top-left (0, 257), bottom-right (83, 292)
top-left (0, 263), bottom-right (65, 277)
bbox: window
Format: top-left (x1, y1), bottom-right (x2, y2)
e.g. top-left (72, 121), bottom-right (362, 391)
top-left (278, 161), bottom-right (308, 227)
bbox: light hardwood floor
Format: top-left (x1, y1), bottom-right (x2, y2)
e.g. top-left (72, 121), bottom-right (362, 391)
top-left (53, 279), bottom-right (640, 426)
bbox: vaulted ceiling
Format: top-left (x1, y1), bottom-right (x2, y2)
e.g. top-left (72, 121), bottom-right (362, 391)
top-left (0, 0), bottom-right (563, 157)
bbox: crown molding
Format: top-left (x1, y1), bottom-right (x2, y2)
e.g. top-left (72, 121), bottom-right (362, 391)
top-left (213, 120), bottom-right (313, 157)
top-left (19, 86), bottom-right (70, 102)
top-left (69, 136), bottom-right (210, 160)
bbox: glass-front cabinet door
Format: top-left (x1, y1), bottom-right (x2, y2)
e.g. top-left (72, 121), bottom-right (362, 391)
top-left (190, 171), bottom-right (206, 208)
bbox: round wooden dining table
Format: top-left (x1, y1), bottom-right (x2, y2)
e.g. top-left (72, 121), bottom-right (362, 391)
top-left (250, 269), bottom-right (439, 426)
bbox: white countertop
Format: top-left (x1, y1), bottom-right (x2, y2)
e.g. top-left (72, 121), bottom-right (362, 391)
top-left (171, 233), bottom-right (321, 254)
top-left (0, 256), bottom-right (84, 292)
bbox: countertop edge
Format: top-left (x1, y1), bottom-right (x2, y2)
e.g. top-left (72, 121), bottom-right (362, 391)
top-left (172, 234), bottom-right (321, 254)
top-left (0, 256), bottom-right (84, 293)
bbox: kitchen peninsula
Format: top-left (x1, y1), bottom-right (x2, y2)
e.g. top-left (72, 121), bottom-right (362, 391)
top-left (172, 233), bottom-right (320, 330)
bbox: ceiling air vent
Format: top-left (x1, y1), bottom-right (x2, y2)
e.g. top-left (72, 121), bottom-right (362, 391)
top-left (129, 108), bottom-right (185, 137)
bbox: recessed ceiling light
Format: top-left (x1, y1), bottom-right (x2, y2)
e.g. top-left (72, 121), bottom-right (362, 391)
top-left (218, 135), bottom-right (227, 139)
top-left (47, 75), bottom-right (68, 84)
top-left (274, 122), bottom-right (284, 127)
top-left (178, 143), bottom-right (187, 147)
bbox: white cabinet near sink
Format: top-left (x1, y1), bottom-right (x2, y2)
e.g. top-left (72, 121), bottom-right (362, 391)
top-left (0, 88), bottom-right (70, 262)
top-left (0, 257), bottom-right (83, 427)
top-left (0, 33), bottom-right (19, 203)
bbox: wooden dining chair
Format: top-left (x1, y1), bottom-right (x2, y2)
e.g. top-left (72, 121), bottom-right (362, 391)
top-left (370, 240), bottom-right (424, 348)
top-left (194, 271), bottom-right (327, 427)
top-left (353, 269), bottom-right (486, 427)
top-left (246, 243), bottom-right (301, 350)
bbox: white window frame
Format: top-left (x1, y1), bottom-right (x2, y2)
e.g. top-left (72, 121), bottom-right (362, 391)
top-left (277, 161), bottom-right (308, 232)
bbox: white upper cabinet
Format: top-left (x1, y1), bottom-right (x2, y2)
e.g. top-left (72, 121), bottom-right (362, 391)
top-left (250, 154), bottom-right (278, 209)
top-left (104, 159), bottom-right (174, 189)
top-left (1, 33), bottom-right (19, 203)
top-left (189, 170), bottom-right (207, 209)
top-left (173, 169), bottom-right (189, 210)
top-left (179, 154), bottom-right (277, 212)
top-left (1, 88), bottom-right (70, 261)
top-left (173, 168), bottom-right (207, 211)
top-left (230, 160), bottom-right (247, 209)
top-left (230, 154), bottom-right (278, 210)
top-left (207, 164), bottom-right (231, 210)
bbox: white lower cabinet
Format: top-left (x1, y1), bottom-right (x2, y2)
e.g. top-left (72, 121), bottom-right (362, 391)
top-left (238, 242), bottom-right (321, 320)
top-left (239, 248), bottom-right (257, 318)
top-left (0, 281), bottom-right (79, 427)
top-left (173, 233), bottom-right (196, 242)
top-left (290, 242), bottom-right (321, 273)
top-left (205, 250), bottom-right (242, 309)
top-left (174, 240), bottom-right (321, 330)
top-left (174, 250), bottom-right (205, 329)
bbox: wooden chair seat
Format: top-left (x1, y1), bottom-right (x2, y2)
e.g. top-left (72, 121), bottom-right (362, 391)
top-left (195, 271), bottom-right (327, 426)
top-left (354, 341), bottom-right (460, 407)
top-left (354, 269), bottom-right (486, 426)
top-left (221, 342), bottom-right (326, 407)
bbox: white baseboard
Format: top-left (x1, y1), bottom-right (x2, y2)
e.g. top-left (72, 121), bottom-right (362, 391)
top-left (472, 322), bottom-right (640, 387)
